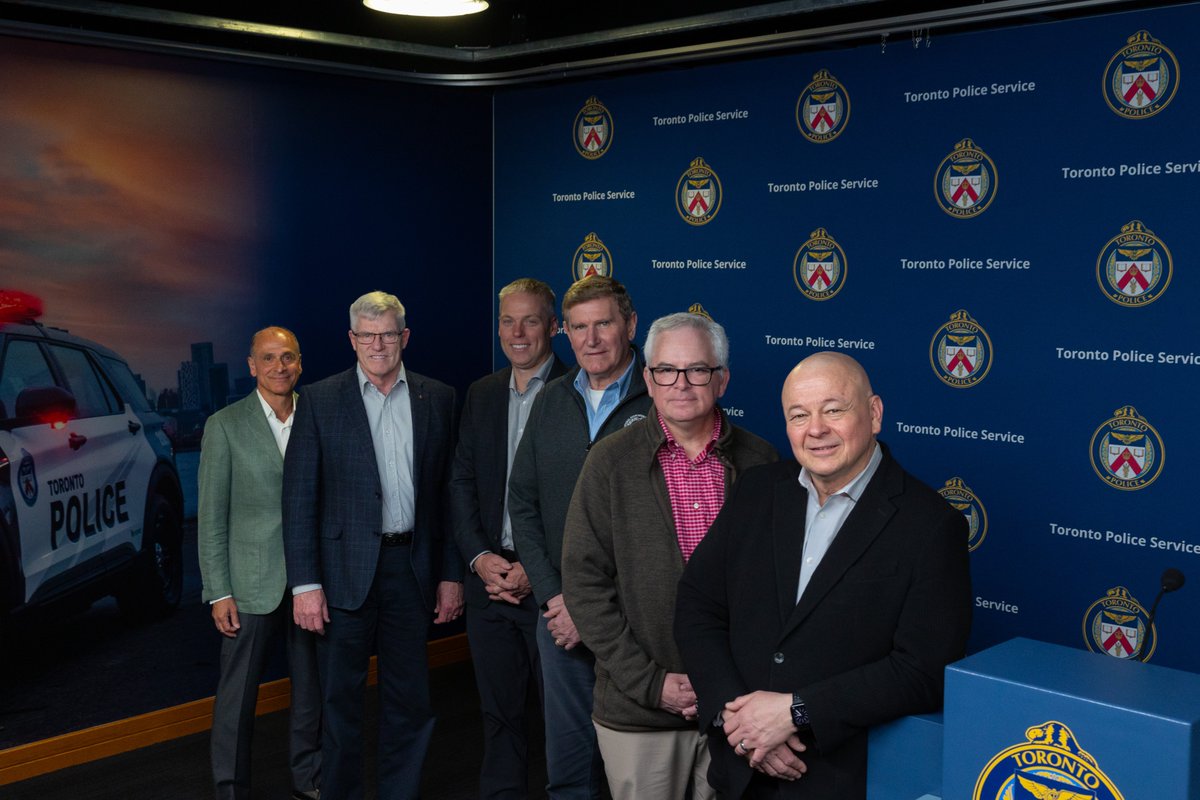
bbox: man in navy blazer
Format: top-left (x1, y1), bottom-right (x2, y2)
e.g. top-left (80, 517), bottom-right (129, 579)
top-left (283, 291), bottom-right (464, 800)
top-left (674, 352), bottom-right (971, 799)
top-left (450, 278), bottom-right (568, 798)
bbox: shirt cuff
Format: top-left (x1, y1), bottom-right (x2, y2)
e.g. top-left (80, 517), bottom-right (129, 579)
top-left (292, 583), bottom-right (322, 595)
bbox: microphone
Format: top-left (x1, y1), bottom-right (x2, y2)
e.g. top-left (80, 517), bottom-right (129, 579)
top-left (1136, 568), bottom-right (1185, 662)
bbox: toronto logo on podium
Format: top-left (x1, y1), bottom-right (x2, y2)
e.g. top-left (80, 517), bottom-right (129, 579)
top-left (1095, 220), bottom-right (1173, 307)
top-left (792, 228), bottom-right (847, 301)
top-left (1088, 406), bottom-right (1164, 491)
top-left (930, 310), bottom-right (993, 388)
top-left (939, 477), bottom-right (988, 552)
top-left (572, 232), bottom-right (614, 281)
top-left (1103, 30), bottom-right (1180, 119)
top-left (973, 721), bottom-right (1125, 800)
top-left (1082, 586), bottom-right (1156, 662)
top-left (795, 69), bottom-right (851, 143)
top-left (574, 96), bottom-right (614, 159)
top-left (934, 138), bottom-right (998, 218)
top-left (676, 157), bottom-right (722, 225)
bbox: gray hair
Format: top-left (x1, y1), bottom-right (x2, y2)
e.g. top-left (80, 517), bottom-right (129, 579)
top-left (644, 312), bottom-right (729, 368)
top-left (349, 291), bottom-right (406, 330)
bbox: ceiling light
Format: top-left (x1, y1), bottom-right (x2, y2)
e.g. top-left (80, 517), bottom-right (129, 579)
top-left (363, 0), bottom-right (488, 17)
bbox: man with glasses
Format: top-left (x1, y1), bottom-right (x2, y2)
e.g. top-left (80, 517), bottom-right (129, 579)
top-left (560, 312), bottom-right (777, 799)
top-left (283, 291), bottom-right (464, 800)
top-left (509, 275), bottom-right (652, 798)
top-left (674, 352), bottom-right (971, 799)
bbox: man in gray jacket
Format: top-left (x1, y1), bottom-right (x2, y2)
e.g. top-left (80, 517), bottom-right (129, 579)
top-left (561, 312), bottom-right (777, 800)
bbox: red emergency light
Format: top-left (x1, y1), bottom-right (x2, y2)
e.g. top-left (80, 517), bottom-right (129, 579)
top-left (0, 290), bottom-right (44, 323)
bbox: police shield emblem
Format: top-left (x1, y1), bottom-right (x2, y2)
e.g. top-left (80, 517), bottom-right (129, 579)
top-left (934, 139), bottom-right (997, 218)
top-left (574, 96), bottom-right (613, 159)
top-left (572, 232), bottom-right (614, 281)
top-left (939, 477), bottom-right (988, 552)
top-left (930, 310), bottom-right (992, 387)
top-left (1083, 586), bottom-right (1154, 661)
top-left (1096, 220), bottom-right (1172, 307)
top-left (1089, 406), bottom-right (1164, 490)
top-left (974, 722), bottom-right (1125, 800)
top-left (675, 157), bottom-right (722, 226)
top-left (1104, 31), bottom-right (1179, 119)
top-left (796, 69), bottom-right (850, 143)
top-left (793, 228), bottom-right (847, 301)
top-left (18, 448), bottom-right (38, 507)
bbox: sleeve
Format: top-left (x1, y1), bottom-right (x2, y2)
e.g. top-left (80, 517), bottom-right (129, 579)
top-left (282, 390), bottom-right (323, 589)
top-left (508, 392), bottom-right (559, 606)
top-left (673, 479), bottom-right (753, 727)
top-left (562, 453), bottom-right (665, 710)
top-left (197, 414), bottom-right (233, 603)
top-left (801, 505), bottom-right (972, 754)
top-left (448, 383), bottom-right (491, 565)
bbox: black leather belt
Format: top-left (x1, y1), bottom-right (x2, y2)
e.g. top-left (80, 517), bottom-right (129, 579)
top-left (380, 531), bottom-right (413, 546)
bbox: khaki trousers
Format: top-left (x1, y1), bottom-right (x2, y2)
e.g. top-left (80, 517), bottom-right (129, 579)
top-left (594, 721), bottom-right (716, 800)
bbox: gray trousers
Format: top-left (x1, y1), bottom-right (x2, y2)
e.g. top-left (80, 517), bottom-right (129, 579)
top-left (211, 595), bottom-right (322, 800)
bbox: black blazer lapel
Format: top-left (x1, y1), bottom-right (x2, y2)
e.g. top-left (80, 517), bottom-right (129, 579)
top-left (781, 453), bottom-right (901, 638)
top-left (340, 369), bottom-right (381, 493)
top-left (407, 371), bottom-right (429, 491)
top-left (772, 465), bottom-right (807, 628)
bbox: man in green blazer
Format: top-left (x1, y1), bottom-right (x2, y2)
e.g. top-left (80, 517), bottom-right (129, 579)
top-left (199, 326), bottom-right (321, 800)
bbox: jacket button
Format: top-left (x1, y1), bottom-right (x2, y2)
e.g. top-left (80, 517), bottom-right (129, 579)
top-left (773, 652), bottom-right (785, 664)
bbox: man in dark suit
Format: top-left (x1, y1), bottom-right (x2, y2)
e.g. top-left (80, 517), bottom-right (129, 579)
top-left (450, 278), bottom-right (568, 799)
top-left (283, 291), bottom-right (464, 800)
top-left (199, 326), bottom-right (321, 800)
top-left (674, 352), bottom-right (972, 800)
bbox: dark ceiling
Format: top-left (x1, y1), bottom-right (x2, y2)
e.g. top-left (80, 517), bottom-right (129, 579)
top-left (0, 0), bottom-right (1169, 84)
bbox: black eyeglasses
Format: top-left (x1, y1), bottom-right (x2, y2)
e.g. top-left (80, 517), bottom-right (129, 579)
top-left (352, 330), bottom-right (403, 345)
top-left (648, 366), bottom-right (723, 386)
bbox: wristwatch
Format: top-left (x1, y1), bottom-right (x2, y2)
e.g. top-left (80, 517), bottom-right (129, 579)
top-left (790, 693), bottom-right (811, 731)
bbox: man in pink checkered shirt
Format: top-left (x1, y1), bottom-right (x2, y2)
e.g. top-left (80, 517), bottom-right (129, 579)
top-left (561, 311), bottom-right (778, 800)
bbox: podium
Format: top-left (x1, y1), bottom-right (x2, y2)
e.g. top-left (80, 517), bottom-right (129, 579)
top-left (868, 638), bottom-right (1200, 800)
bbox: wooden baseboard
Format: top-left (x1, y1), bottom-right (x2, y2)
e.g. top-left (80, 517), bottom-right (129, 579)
top-left (0, 633), bottom-right (469, 786)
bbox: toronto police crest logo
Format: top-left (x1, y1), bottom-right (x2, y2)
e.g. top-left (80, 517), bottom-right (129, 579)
top-left (1096, 220), bottom-right (1172, 307)
top-left (935, 139), bottom-right (997, 218)
top-left (574, 96), bottom-right (613, 159)
top-left (973, 721), bottom-right (1125, 800)
top-left (676, 157), bottom-right (722, 225)
top-left (1083, 586), bottom-right (1156, 661)
top-left (1089, 405), bottom-right (1164, 491)
top-left (1103, 31), bottom-right (1179, 119)
top-left (18, 448), bottom-right (37, 507)
top-left (796, 69), bottom-right (850, 143)
top-left (939, 477), bottom-right (988, 552)
top-left (572, 232), bottom-right (613, 281)
top-left (793, 228), bottom-right (847, 301)
top-left (930, 310), bottom-right (992, 388)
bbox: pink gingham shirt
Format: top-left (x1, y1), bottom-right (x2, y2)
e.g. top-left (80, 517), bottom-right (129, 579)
top-left (656, 410), bottom-right (726, 562)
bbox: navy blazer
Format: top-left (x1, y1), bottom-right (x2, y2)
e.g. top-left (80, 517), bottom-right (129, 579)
top-left (448, 357), bottom-right (568, 608)
top-left (282, 366), bottom-right (462, 613)
top-left (674, 445), bottom-right (971, 800)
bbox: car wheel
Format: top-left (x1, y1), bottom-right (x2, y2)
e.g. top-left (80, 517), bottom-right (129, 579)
top-left (117, 492), bottom-right (182, 622)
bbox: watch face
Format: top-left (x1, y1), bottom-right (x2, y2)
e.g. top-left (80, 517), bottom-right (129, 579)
top-left (791, 697), bottom-right (810, 729)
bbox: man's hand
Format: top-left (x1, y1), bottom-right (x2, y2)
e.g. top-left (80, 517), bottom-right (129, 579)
top-left (293, 588), bottom-right (330, 635)
top-left (211, 597), bottom-right (241, 638)
top-left (658, 672), bottom-right (698, 720)
top-left (543, 593), bottom-right (582, 650)
top-left (752, 735), bottom-right (807, 780)
top-left (723, 690), bottom-right (796, 766)
top-left (487, 561), bottom-right (532, 604)
top-left (433, 580), bottom-right (464, 623)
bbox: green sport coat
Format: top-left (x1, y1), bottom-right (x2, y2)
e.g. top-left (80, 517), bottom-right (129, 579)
top-left (197, 390), bottom-right (292, 615)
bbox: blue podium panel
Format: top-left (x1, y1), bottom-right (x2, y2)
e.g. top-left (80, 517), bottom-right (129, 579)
top-left (944, 638), bottom-right (1200, 800)
top-left (868, 713), bottom-right (944, 800)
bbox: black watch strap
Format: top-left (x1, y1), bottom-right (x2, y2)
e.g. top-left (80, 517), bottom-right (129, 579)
top-left (790, 692), bottom-right (811, 731)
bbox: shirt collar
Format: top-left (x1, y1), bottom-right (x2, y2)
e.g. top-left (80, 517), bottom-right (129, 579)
top-left (657, 408), bottom-right (722, 459)
top-left (509, 354), bottom-right (556, 393)
top-left (357, 363), bottom-right (407, 396)
top-left (798, 442), bottom-right (883, 501)
top-left (573, 348), bottom-right (635, 398)
top-left (255, 387), bottom-right (297, 423)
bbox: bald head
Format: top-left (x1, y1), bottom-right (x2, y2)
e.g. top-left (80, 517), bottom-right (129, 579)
top-left (782, 351), bottom-right (883, 502)
top-left (248, 326), bottom-right (302, 402)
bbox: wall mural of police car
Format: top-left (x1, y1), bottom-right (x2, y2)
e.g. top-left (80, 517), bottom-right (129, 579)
top-left (0, 290), bottom-right (184, 641)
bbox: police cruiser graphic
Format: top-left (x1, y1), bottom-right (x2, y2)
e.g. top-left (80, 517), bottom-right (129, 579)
top-left (0, 290), bottom-right (183, 644)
